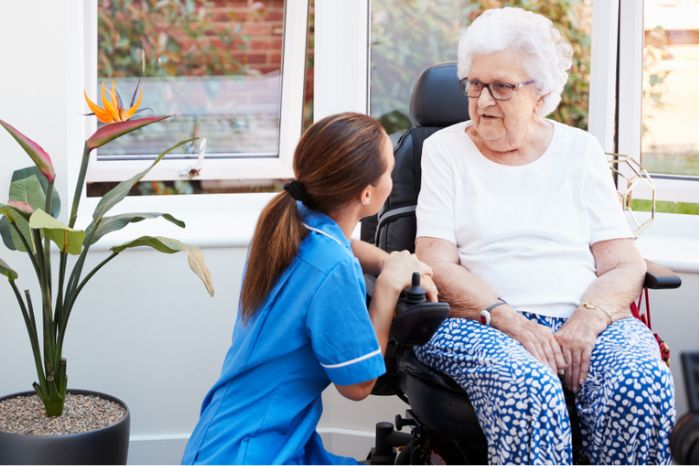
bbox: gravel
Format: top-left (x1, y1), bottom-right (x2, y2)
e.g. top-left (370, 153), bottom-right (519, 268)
top-left (0, 393), bottom-right (126, 436)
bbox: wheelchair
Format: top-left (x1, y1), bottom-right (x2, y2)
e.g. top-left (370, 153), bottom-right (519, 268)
top-left (361, 62), bottom-right (683, 464)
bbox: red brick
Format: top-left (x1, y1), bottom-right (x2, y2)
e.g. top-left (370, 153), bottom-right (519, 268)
top-left (268, 52), bottom-right (282, 64)
top-left (241, 22), bottom-right (272, 35)
top-left (250, 38), bottom-right (283, 50)
top-left (265, 9), bottom-right (284, 21)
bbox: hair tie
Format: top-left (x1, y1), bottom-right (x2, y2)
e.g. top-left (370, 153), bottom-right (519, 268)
top-left (283, 180), bottom-right (311, 204)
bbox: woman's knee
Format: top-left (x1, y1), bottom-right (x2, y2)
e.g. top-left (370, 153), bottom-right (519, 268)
top-left (502, 361), bottom-right (566, 409)
top-left (609, 357), bottom-right (675, 418)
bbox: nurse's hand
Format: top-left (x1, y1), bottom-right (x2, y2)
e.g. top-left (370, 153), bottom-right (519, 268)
top-left (377, 250), bottom-right (437, 302)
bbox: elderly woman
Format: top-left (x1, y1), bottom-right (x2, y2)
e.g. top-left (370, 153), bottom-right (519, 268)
top-left (414, 7), bottom-right (675, 465)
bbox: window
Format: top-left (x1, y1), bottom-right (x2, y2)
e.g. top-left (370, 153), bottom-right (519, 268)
top-left (369, 0), bottom-right (593, 139)
top-left (366, 0), bottom-right (697, 211)
top-left (618, 0), bottom-right (698, 208)
top-left (87, 0), bottom-right (309, 196)
top-left (641, 0), bottom-right (698, 178)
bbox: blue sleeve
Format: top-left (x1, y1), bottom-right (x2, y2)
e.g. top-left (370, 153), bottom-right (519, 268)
top-left (306, 258), bottom-right (386, 386)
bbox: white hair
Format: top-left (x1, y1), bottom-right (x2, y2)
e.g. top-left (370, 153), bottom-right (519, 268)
top-left (457, 7), bottom-right (573, 116)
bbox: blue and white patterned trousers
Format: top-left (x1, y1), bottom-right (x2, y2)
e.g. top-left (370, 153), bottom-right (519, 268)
top-left (414, 313), bottom-right (675, 465)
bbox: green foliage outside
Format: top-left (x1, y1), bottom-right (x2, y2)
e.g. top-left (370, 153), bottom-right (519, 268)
top-left (631, 199), bottom-right (699, 215)
top-left (370, 0), bottom-right (593, 137)
top-left (98, 0), bottom-right (262, 78)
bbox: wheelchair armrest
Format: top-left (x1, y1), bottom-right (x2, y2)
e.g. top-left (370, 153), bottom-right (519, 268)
top-left (644, 260), bottom-right (682, 289)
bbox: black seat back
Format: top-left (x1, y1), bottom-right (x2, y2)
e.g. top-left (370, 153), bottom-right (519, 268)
top-left (361, 62), bottom-right (468, 250)
top-left (365, 63), bottom-right (467, 398)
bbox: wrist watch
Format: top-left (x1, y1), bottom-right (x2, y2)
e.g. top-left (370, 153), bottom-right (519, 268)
top-left (479, 298), bottom-right (508, 326)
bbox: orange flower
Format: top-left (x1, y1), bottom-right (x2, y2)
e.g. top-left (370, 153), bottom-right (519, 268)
top-left (84, 81), bottom-right (143, 123)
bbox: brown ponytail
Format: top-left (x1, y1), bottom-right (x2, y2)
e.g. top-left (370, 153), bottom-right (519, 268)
top-left (240, 112), bottom-right (387, 321)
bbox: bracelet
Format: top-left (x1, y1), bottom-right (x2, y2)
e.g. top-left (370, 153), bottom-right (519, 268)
top-left (581, 302), bottom-right (613, 325)
top-left (479, 298), bottom-right (508, 326)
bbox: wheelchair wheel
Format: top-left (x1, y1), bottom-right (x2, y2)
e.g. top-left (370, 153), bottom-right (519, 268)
top-left (394, 439), bottom-right (450, 465)
top-left (394, 443), bottom-right (413, 464)
top-left (671, 412), bottom-right (699, 465)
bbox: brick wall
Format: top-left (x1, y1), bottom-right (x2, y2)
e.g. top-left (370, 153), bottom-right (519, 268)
top-left (206, 0), bottom-right (286, 75)
top-left (176, 0), bottom-right (313, 112)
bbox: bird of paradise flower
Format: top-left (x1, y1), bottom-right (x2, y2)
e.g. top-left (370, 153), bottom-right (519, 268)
top-left (84, 80), bottom-right (144, 123)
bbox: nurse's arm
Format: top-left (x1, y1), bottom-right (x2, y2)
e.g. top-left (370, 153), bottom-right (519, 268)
top-left (352, 239), bottom-right (438, 302)
top-left (351, 239), bottom-right (388, 276)
top-left (333, 271), bottom-right (403, 401)
top-left (335, 380), bottom-right (375, 401)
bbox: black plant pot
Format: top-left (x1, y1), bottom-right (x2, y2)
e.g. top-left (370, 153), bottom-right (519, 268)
top-left (0, 389), bottom-right (130, 465)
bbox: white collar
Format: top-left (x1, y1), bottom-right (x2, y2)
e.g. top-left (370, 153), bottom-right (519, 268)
top-left (302, 223), bottom-right (346, 248)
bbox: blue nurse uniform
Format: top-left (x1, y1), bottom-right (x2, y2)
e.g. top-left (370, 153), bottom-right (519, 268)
top-left (182, 203), bottom-right (386, 465)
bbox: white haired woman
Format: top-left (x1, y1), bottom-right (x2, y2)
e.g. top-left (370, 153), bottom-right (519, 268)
top-left (414, 7), bottom-right (675, 465)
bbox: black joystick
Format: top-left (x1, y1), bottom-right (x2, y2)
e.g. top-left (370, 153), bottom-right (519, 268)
top-left (404, 272), bottom-right (426, 303)
top-left (391, 272), bottom-right (450, 346)
top-left (396, 272), bottom-right (426, 315)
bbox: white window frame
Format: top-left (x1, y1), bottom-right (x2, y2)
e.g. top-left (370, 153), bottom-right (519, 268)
top-left (314, 0), bottom-right (370, 119)
top-left (83, 0), bottom-right (308, 184)
top-left (588, 0), bottom-right (619, 153)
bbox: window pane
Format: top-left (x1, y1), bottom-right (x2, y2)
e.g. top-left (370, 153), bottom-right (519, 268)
top-left (642, 0), bottom-right (699, 177)
top-left (96, 0), bottom-right (285, 161)
top-left (370, 0), bottom-right (593, 139)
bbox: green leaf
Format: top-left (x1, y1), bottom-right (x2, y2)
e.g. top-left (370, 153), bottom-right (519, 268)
top-left (0, 202), bottom-right (27, 224)
top-left (92, 138), bottom-right (198, 221)
top-left (86, 212), bottom-right (185, 245)
top-left (0, 217), bottom-right (19, 251)
top-left (86, 116), bottom-right (170, 150)
top-left (28, 209), bottom-right (85, 255)
top-left (0, 203), bottom-right (33, 253)
top-left (10, 167), bottom-right (61, 217)
top-left (0, 257), bottom-right (18, 280)
top-left (111, 236), bottom-right (214, 296)
top-left (9, 174), bottom-right (45, 212)
top-left (0, 119), bottom-right (56, 182)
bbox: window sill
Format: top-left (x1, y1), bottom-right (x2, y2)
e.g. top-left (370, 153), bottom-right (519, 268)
top-left (83, 195), bottom-right (699, 275)
top-left (81, 193), bottom-right (276, 251)
top-left (634, 212), bottom-right (698, 273)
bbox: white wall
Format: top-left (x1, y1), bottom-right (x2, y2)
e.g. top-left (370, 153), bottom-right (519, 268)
top-left (0, 1), bottom-right (697, 464)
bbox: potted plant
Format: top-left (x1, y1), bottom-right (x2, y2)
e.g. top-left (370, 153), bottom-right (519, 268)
top-left (0, 82), bottom-right (214, 464)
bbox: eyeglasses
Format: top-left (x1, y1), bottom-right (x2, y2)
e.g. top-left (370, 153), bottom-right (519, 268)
top-left (459, 78), bottom-right (535, 101)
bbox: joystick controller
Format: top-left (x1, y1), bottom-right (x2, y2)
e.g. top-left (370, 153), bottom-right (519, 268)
top-left (391, 272), bottom-right (450, 345)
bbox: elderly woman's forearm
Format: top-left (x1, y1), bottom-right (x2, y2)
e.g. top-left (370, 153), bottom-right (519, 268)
top-left (431, 262), bottom-right (501, 319)
top-left (579, 264), bottom-right (646, 321)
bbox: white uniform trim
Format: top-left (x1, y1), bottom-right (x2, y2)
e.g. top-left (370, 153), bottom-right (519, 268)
top-left (320, 348), bottom-right (382, 369)
top-left (303, 223), bottom-right (346, 247)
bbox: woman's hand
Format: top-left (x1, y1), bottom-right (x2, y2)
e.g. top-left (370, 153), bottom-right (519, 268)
top-left (494, 307), bottom-right (567, 374)
top-left (369, 251), bottom-right (436, 357)
top-left (377, 250), bottom-right (436, 302)
top-left (555, 309), bottom-right (607, 393)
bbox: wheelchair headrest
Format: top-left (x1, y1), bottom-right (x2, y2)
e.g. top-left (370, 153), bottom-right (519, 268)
top-left (409, 62), bottom-right (469, 127)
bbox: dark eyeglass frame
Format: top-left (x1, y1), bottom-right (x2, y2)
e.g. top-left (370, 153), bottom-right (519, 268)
top-left (459, 77), bottom-right (536, 101)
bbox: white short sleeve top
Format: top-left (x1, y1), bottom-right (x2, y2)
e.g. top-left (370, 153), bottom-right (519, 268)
top-left (416, 120), bottom-right (633, 318)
